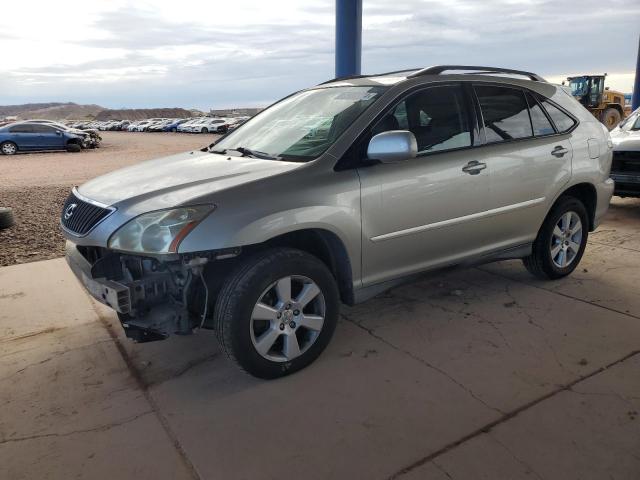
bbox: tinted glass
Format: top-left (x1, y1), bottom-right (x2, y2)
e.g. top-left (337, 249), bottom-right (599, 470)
top-left (475, 85), bottom-right (533, 143)
top-left (373, 85), bottom-right (472, 154)
top-left (526, 92), bottom-right (555, 136)
top-left (31, 124), bottom-right (56, 133)
top-left (541, 100), bottom-right (576, 133)
top-left (9, 124), bottom-right (34, 133)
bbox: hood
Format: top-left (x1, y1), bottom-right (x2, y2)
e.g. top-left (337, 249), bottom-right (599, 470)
top-left (611, 129), bottom-right (640, 152)
top-left (77, 150), bottom-right (304, 208)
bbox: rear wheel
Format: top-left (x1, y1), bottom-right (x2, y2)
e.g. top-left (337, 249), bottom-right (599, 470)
top-left (1, 141), bottom-right (17, 155)
top-left (214, 248), bottom-right (339, 378)
top-left (601, 108), bottom-right (621, 130)
top-left (523, 197), bottom-right (589, 279)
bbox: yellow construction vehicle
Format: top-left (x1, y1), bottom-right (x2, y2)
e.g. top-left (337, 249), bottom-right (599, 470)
top-left (565, 74), bottom-right (630, 130)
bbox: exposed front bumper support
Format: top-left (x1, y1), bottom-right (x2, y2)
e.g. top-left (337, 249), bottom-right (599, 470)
top-left (65, 241), bottom-right (198, 341)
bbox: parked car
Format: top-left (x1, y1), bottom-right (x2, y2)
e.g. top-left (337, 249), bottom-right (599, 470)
top-left (163, 119), bottom-right (189, 132)
top-left (199, 118), bottom-right (230, 133)
top-left (610, 106), bottom-right (640, 197)
top-left (61, 65), bottom-right (613, 378)
top-left (0, 122), bottom-right (86, 154)
top-left (21, 119), bottom-right (101, 148)
top-left (178, 118), bottom-right (207, 133)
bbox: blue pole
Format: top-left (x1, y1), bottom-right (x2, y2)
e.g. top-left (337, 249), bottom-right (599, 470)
top-left (633, 35), bottom-right (640, 111)
top-left (335, 0), bottom-right (362, 78)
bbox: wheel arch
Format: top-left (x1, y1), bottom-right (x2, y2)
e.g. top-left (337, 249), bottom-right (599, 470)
top-left (553, 182), bottom-right (597, 231)
top-left (605, 103), bottom-right (624, 116)
top-left (262, 228), bottom-right (355, 305)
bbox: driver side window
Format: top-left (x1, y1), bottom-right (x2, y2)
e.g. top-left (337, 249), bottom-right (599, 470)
top-left (372, 85), bottom-right (472, 154)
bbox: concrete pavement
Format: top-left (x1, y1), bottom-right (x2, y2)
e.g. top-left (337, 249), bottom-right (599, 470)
top-left (1, 198), bottom-right (639, 480)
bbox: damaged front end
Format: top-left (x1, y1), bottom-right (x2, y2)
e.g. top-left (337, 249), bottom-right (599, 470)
top-left (65, 241), bottom-right (234, 342)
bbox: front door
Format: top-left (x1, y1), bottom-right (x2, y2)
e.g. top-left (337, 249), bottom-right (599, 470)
top-left (33, 124), bottom-right (66, 149)
top-left (357, 84), bottom-right (492, 286)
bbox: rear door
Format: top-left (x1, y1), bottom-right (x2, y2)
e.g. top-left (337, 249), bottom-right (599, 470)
top-left (357, 83), bottom-right (493, 286)
top-left (8, 124), bottom-right (39, 149)
top-left (473, 84), bottom-right (573, 249)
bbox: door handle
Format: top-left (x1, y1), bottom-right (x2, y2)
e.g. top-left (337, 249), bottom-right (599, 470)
top-left (462, 160), bottom-right (487, 175)
top-left (551, 146), bottom-right (569, 157)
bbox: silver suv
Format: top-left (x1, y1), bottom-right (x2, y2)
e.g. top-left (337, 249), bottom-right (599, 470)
top-left (61, 65), bottom-right (614, 378)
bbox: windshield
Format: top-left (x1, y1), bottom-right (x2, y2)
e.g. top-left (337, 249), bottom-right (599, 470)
top-left (618, 108), bottom-right (640, 131)
top-left (212, 85), bottom-right (387, 161)
top-left (569, 78), bottom-right (588, 96)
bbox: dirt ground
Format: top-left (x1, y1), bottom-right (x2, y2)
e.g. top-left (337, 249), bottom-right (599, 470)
top-left (0, 132), bottom-right (219, 266)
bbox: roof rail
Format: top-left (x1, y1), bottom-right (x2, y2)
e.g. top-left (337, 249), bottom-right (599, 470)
top-left (407, 65), bottom-right (547, 82)
top-left (318, 68), bottom-right (422, 85)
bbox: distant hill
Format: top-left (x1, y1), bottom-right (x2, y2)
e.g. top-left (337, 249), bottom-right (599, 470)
top-left (95, 108), bottom-right (193, 121)
top-left (0, 102), bottom-right (104, 120)
top-left (0, 103), bottom-right (197, 121)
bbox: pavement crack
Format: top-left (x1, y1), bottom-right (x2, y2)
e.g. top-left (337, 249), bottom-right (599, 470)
top-left (0, 410), bottom-right (153, 445)
top-left (432, 460), bottom-right (455, 479)
top-left (342, 313), bottom-right (506, 417)
top-left (147, 353), bottom-right (219, 388)
top-left (88, 298), bottom-right (203, 480)
top-left (490, 435), bottom-right (545, 480)
top-left (386, 349), bottom-right (640, 479)
top-left (479, 267), bottom-right (640, 323)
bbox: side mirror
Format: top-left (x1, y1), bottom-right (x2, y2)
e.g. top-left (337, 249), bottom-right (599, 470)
top-left (367, 130), bottom-right (418, 163)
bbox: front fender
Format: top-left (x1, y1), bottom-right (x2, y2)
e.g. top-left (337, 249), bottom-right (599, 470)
top-left (179, 204), bottom-right (358, 254)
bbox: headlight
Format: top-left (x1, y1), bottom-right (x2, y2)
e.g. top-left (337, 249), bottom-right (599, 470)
top-left (108, 205), bottom-right (214, 254)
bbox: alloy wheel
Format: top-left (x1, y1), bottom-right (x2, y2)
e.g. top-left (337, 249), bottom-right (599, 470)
top-left (250, 275), bottom-right (325, 362)
top-left (1, 143), bottom-right (16, 155)
top-left (550, 211), bottom-right (583, 268)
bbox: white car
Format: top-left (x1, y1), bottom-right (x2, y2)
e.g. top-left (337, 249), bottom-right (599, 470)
top-left (177, 118), bottom-right (204, 133)
top-left (189, 118), bottom-right (230, 133)
top-left (610, 106), bottom-right (640, 197)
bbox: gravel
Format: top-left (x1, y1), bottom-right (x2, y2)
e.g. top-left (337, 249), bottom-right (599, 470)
top-left (0, 132), bottom-right (219, 267)
top-left (0, 185), bottom-right (70, 266)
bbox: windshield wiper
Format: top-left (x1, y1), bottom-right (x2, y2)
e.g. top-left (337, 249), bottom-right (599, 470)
top-left (209, 146), bottom-right (280, 160)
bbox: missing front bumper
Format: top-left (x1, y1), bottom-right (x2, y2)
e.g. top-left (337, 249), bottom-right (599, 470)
top-left (65, 241), bottom-right (195, 341)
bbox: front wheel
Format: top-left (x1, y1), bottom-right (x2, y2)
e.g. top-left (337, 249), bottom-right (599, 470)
top-left (201, 127), bottom-right (209, 134)
top-left (214, 248), bottom-right (339, 378)
top-left (1, 141), bottom-right (17, 155)
top-left (523, 196), bottom-right (589, 280)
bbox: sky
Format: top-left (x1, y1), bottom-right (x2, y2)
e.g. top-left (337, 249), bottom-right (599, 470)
top-left (1, 0), bottom-right (638, 110)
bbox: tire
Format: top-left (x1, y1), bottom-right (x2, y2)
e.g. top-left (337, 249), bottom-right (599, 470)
top-left (523, 196), bottom-right (589, 280)
top-left (66, 143), bottom-right (81, 153)
top-left (601, 108), bottom-right (621, 130)
top-left (0, 207), bottom-right (15, 230)
top-left (171, 127), bottom-right (177, 132)
top-left (201, 127), bottom-right (209, 134)
top-left (214, 248), bottom-right (340, 379)
top-left (1, 141), bottom-right (17, 155)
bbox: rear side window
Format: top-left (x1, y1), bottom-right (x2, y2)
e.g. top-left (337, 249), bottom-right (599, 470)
top-left (540, 100), bottom-right (576, 133)
top-left (525, 92), bottom-right (555, 136)
top-left (475, 85), bottom-right (533, 143)
top-left (9, 125), bottom-right (34, 133)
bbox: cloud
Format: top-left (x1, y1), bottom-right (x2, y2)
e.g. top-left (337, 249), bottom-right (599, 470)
top-left (0, 0), bottom-right (638, 108)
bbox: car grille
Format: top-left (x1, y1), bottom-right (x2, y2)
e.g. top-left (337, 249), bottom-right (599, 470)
top-left (61, 191), bottom-right (113, 236)
top-left (612, 151), bottom-right (640, 174)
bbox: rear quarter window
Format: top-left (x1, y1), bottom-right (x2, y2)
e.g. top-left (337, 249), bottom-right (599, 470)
top-left (540, 99), bottom-right (576, 133)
